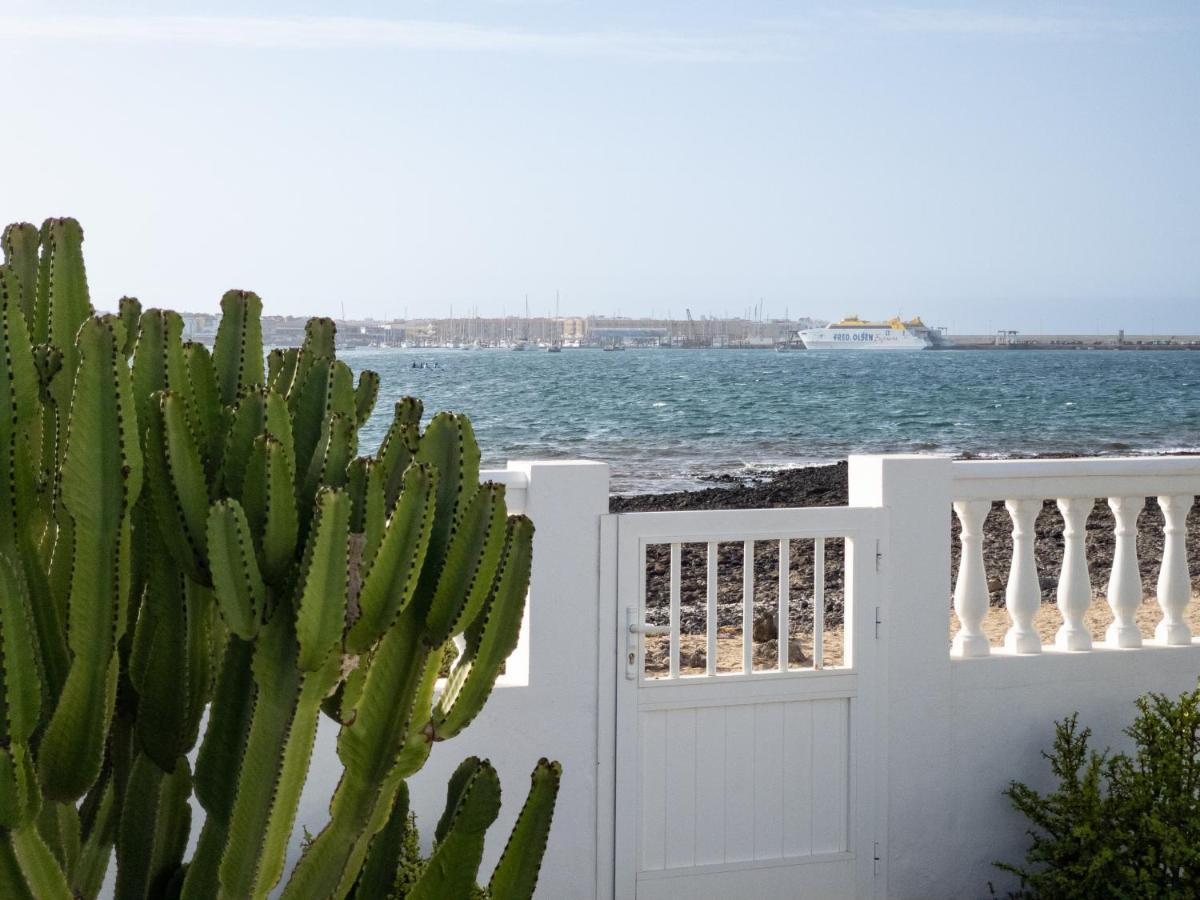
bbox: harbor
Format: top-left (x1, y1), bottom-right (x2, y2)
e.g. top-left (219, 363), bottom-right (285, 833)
top-left (176, 311), bottom-right (1200, 351)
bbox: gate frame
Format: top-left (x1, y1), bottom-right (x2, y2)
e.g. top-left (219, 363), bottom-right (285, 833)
top-left (601, 506), bottom-right (890, 899)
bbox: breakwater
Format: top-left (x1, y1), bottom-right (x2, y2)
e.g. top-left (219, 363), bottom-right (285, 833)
top-left (949, 332), bottom-right (1200, 349)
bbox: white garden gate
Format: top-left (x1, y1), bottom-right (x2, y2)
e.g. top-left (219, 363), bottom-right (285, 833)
top-left (611, 506), bottom-right (886, 899)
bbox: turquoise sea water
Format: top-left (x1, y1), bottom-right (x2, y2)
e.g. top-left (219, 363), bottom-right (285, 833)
top-left (339, 348), bottom-right (1200, 493)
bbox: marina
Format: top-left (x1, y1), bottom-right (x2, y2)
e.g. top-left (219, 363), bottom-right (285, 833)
top-left (177, 311), bottom-right (1200, 352)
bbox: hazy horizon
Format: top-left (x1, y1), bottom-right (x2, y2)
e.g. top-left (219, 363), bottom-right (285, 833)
top-left (3, 2), bottom-right (1198, 333)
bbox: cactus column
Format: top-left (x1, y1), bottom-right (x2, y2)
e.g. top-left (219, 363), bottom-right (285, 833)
top-left (0, 217), bottom-right (560, 900)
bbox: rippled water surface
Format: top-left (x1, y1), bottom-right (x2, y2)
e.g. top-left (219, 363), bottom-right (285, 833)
top-left (339, 348), bottom-right (1200, 493)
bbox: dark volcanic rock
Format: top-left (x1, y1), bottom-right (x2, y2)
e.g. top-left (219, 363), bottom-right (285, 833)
top-left (611, 462), bottom-right (849, 514)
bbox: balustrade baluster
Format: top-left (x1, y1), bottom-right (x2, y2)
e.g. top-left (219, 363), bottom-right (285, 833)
top-left (1055, 498), bottom-right (1093, 651)
top-left (952, 499), bottom-right (991, 657)
top-left (1003, 499), bottom-right (1042, 654)
top-left (1155, 495), bottom-right (1193, 645)
top-left (1105, 496), bottom-right (1143, 648)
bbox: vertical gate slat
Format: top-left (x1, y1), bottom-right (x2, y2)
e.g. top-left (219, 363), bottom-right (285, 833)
top-left (664, 708), bottom-right (698, 869)
top-left (813, 537), bottom-right (825, 669)
top-left (707, 542), bottom-right (718, 676)
top-left (811, 698), bottom-right (850, 854)
top-left (783, 701), bottom-right (814, 856)
top-left (694, 706), bottom-right (728, 865)
top-left (753, 702), bottom-right (785, 859)
top-left (669, 543), bottom-right (681, 679)
top-left (723, 703), bottom-right (756, 863)
top-left (742, 540), bottom-right (754, 673)
top-left (778, 539), bottom-right (790, 672)
top-left (640, 710), bottom-right (668, 870)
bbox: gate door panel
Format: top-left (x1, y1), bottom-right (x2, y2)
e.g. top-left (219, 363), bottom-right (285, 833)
top-left (614, 507), bottom-right (883, 900)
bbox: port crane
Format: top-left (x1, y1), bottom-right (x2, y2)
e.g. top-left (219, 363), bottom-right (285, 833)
top-left (679, 308), bottom-right (712, 348)
top-left (685, 308), bottom-right (696, 344)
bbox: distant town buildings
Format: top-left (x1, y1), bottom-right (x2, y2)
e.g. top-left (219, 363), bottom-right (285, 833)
top-left (170, 310), bottom-right (1200, 351)
top-left (177, 312), bottom-right (823, 349)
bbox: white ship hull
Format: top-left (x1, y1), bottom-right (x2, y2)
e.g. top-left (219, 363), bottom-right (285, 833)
top-left (798, 327), bottom-right (931, 351)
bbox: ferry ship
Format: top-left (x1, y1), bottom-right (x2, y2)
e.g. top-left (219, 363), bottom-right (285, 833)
top-left (798, 315), bottom-right (934, 351)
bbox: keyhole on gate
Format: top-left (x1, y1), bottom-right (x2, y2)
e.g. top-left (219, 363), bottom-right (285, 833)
top-left (628, 652), bottom-right (635, 665)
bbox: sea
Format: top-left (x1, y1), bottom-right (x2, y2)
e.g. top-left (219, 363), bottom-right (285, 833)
top-left (339, 347), bottom-right (1200, 494)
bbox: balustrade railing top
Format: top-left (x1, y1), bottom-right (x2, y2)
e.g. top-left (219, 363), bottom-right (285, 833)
top-left (951, 456), bottom-right (1200, 501)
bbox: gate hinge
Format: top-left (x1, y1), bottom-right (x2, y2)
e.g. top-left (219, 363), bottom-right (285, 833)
top-left (874, 606), bottom-right (882, 639)
top-left (873, 840), bottom-right (881, 876)
top-left (874, 539), bottom-right (882, 572)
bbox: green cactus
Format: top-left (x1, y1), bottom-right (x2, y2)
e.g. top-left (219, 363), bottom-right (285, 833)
top-left (0, 217), bottom-right (559, 899)
top-left (346, 758), bottom-right (562, 900)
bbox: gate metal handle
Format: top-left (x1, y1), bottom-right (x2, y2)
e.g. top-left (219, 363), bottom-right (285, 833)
top-left (628, 623), bottom-right (669, 636)
top-left (625, 607), bottom-right (669, 680)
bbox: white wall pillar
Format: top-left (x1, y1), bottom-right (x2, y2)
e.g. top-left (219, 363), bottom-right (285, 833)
top-left (849, 454), bottom-right (953, 897)
top-left (406, 460), bottom-right (610, 898)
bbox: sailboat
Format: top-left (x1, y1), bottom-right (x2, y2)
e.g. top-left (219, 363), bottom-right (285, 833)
top-left (511, 294), bottom-right (531, 350)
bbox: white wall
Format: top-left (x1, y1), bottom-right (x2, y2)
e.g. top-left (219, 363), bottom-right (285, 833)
top-left (288, 453), bottom-right (1200, 899)
top-left (851, 454), bottom-right (1200, 899)
top-left (941, 647), bottom-right (1200, 898)
top-left (404, 460), bottom-right (610, 898)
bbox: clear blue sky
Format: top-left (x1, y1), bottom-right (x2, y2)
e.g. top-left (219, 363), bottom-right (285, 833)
top-left (2, 2), bottom-right (1198, 333)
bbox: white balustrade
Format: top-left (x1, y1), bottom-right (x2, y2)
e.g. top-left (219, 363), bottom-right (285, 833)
top-left (951, 500), bottom-right (991, 657)
top-left (1003, 499), bottom-right (1042, 654)
top-left (1155, 495), bottom-right (1193, 645)
top-left (1105, 497), bottom-right (1144, 648)
top-left (1055, 498), bottom-right (1093, 651)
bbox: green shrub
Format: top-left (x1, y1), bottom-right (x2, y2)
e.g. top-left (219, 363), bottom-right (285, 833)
top-left (995, 683), bottom-right (1200, 898)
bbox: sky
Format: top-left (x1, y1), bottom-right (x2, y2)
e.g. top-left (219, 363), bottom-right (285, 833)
top-left (1, 1), bottom-right (1198, 334)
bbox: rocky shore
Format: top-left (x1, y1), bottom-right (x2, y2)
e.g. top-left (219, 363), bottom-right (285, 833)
top-left (612, 463), bottom-right (1200, 655)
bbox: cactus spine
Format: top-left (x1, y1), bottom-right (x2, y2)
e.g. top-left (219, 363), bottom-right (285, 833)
top-left (0, 218), bottom-right (560, 899)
